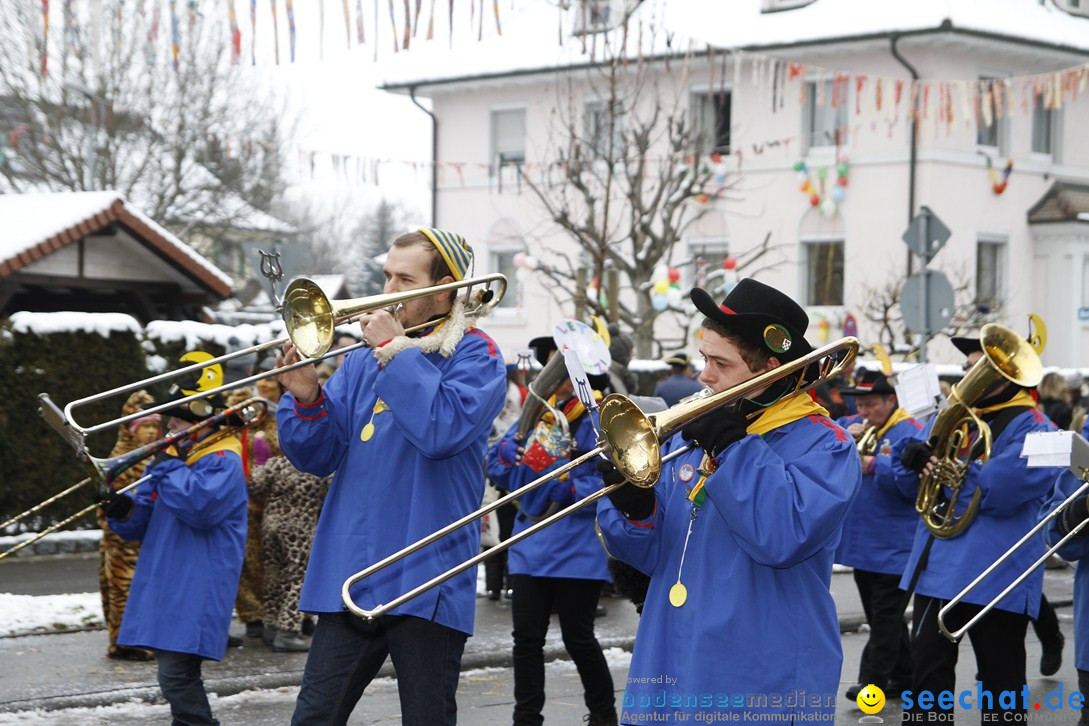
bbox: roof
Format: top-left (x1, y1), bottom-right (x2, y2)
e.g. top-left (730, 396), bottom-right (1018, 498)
top-left (1027, 182), bottom-right (1089, 224)
top-left (0, 191), bottom-right (233, 297)
top-left (381, 0), bottom-right (1089, 91)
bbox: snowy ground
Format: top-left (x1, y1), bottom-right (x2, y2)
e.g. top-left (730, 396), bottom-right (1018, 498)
top-left (0, 592), bottom-right (103, 636)
top-left (0, 649), bottom-right (634, 725)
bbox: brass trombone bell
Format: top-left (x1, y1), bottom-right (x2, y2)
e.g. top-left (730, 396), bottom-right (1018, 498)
top-left (38, 274), bottom-right (507, 439)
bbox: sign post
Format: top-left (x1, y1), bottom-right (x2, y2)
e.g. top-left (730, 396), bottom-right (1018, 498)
top-left (900, 206), bottom-right (952, 363)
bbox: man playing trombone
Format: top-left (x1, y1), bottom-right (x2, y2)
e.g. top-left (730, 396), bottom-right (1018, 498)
top-left (595, 279), bottom-right (862, 724)
top-left (275, 228), bottom-right (506, 726)
top-left (104, 383), bottom-right (250, 726)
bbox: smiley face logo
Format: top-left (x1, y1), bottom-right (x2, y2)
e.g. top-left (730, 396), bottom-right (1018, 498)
top-left (856, 684), bottom-right (885, 714)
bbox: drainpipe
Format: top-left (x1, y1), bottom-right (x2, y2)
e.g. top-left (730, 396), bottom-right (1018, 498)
top-left (890, 33), bottom-right (918, 279)
top-left (410, 86), bottom-right (438, 227)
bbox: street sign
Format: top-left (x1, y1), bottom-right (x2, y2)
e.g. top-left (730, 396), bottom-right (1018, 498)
top-left (901, 270), bottom-right (955, 334)
top-left (902, 206), bottom-right (951, 263)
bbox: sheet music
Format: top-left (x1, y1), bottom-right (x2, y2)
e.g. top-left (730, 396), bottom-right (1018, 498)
top-left (892, 363), bottom-right (946, 419)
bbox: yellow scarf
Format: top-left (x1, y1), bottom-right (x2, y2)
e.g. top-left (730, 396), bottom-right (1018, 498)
top-left (540, 391), bottom-right (603, 426)
top-left (746, 393), bottom-right (830, 437)
top-left (185, 434), bottom-right (243, 465)
top-left (975, 390), bottom-right (1037, 417)
top-left (876, 407), bottom-right (911, 439)
top-left (685, 394), bottom-right (830, 507)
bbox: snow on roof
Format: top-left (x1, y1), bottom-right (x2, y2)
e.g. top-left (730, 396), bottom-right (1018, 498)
top-left (663, 0), bottom-right (1089, 55)
top-left (382, 0), bottom-right (1089, 91)
top-left (308, 274), bottom-right (350, 297)
top-left (0, 191), bottom-right (233, 294)
top-left (145, 319), bottom-right (282, 351)
top-left (8, 311), bottom-right (142, 337)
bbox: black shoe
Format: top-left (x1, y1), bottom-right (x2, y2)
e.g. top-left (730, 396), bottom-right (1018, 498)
top-left (226, 635), bottom-right (243, 648)
top-left (594, 604), bottom-right (608, 618)
top-left (845, 684), bottom-right (862, 701)
top-left (1041, 633), bottom-right (1064, 676)
top-left (245, 620), bottom-right (264, 639)
top-left (888, 681), bottom-right (912, 698)
top-left (584, 712), bottom-right (619, 726)
top-left (487, 590), bottom-right (500, 601)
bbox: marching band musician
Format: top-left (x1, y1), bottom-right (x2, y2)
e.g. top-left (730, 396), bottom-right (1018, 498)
top-left (892, 334), bottom-right (1059, 723)
top-left (275, 228), bottom-right (506, 726)
top-left (102, 383), bottom-right (248, 726)
top-left (1042, 453), bottom-right (1089, 726)
top-left (486, 335), bottom-right (618, 726)
top-left (596, 279), bottom-right (862, 723)
top-left (835, 371), bottom-right (922, 702)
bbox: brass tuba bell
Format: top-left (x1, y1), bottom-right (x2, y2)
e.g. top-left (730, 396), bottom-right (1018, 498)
top-left (915, 324), bottom-right (1042, 539)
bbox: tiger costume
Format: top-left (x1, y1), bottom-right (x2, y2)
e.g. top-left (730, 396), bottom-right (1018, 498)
top-left (97, 390), bottom-right (156, 661)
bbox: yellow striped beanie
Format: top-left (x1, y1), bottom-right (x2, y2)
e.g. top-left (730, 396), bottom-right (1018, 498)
top-left (418, 228), bottom-right (473, 281)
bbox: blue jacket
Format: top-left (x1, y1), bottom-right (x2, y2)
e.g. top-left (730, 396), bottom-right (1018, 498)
top-left (278, 328), bottom-right (506, 636)
top-left (109, 439), bottom-right (248, 661)
top-left (597, 411), bottom-right (860, 722)
top-left (1043, 470), bottom-right (1089, 670)
top-left (486, 410), bottom-right (610, 581)
top-left (834, 411), bottom-right (924, 574)
top-left (654, 374), bottom-right (703, 408)
top-left (891, 407), bottom-right (1058, 617)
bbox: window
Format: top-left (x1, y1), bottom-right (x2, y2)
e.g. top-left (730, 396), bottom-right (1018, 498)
top-left (1032, 93), bottom-right (1059, 157)
top-left (584, 100), bottom-right (623, 159)
top-left (976, 77), bottom-right (1008, 154)
top-left (686, 238), bottom-right (731, 291)
top-left (805, 81), bottom-right (848, 151)
top-left (492, 250), bottom-right (519, 308)
top-left (491, 108), bottom-right (526, 170)
top-left (575, 0), bottom-right (638, 33)
top-left (804, 240), bottom-right (844, 306)
top-left (976, 238), bottom-right (1007, 311)
top-left (691, 90), bottom-right (732, 155)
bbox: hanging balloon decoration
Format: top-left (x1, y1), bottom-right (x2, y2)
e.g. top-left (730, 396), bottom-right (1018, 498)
top-left (649, 264), bottom-right (684, 312)
top-left (694, 152), bottom-right (732, 205)
top-left (984, 154), bottom-right (1013, 195)
top-left (794, 150), bottom-right (849, 217)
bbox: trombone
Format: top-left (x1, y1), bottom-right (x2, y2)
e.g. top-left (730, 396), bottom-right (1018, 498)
top-left (340, 335), bottom-right (860, 620)
top-left (2, 397), bottom-right (268, 560)
top-left (37, 274), bottom-right (506, 440)
top-left (936, 432), bottom-right (1089, 642)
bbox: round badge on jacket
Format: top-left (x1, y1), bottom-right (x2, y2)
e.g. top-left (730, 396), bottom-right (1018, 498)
top-left (678, 463), bottom-right (695, 483)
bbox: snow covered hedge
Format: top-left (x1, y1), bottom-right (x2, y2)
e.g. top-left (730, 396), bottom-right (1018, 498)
top-left (0, 312), bottom-right (279, 533)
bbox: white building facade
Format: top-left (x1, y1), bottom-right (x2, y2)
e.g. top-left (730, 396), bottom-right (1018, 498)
top-left (384, 0), bottom-right (1089, 367)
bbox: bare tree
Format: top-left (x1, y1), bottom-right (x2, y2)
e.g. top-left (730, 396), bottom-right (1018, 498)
top-left (0, 2), bottom-right (288, 228)
top-left (519, 23), bottom-right (748, 357)
top-left (860, 262), bottom-right (999, 359)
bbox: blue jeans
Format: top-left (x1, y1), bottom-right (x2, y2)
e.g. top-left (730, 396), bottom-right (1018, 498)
top-left (155, 650), bottom-right (218, 725)
top-left (291, 612), bottom-right (468, 726)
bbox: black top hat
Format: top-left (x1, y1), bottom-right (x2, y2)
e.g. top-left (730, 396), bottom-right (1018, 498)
top-left (840, 370), bottom-right (897, 397)
top-left (528, 336), bottom-right (557, 367)
top-left (690, 279), bottom-right (814, 363)
top-left (950, 333), bottom-right (983, 356)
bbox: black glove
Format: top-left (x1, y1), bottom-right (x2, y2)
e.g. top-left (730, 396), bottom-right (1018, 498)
top-left (100, 492), bottom-right (134, 521)
top-left (900, 441), bottom-right (934, 474)
top-left (150, 448), bottom-right (182, 467)
top-left (680, 410), bottom-right (748, 458)
top-left (597, 459), bottom-right (655, 520)
top-left (1057, 494), bottom-right (1089, 538)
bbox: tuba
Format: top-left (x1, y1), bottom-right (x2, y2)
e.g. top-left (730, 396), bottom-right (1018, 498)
top-left (915, 324), bottom-right (1042, 539)
top-left (855, 420), bottom-right (879, 458)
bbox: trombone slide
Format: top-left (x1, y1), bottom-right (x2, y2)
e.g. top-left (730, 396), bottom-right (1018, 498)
top-left (936, 431), bottom-right (1089, 642)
